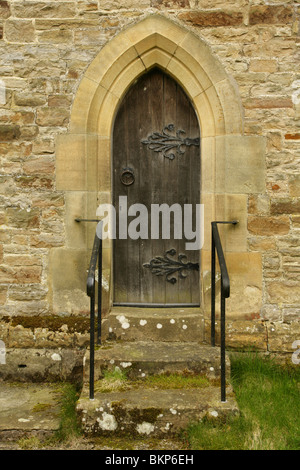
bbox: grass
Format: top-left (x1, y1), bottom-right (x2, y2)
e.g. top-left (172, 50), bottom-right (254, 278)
top-left (54, 383), bottom-right (82, 443)
top-left (18, 383), bottom-right (83, 450)
top-left (187, 353), bottom-right (300, 450)
top-left (139, 373), bottom-right (211, 390)
top-left (95, 367), bottom-right (129, 392)
top-left (94, 368), bottom-right (212, 393)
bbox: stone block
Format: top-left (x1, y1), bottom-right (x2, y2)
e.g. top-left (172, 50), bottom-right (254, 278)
top-left (23, 156), bottom-right (55, 175)
top-left (215, 78), bottom-right (244, 135)
top-left (249, 5), bottom-right (293, 25)
top-left (291, 215), bottom-right (300, 229)
top-left (271, 198), bottom-right (300, 215)
top-left (56, 134), bottom-right (97, 191)
top-left (0, 124), bottom-right (21, 141)
top-left (69, 77), bottom-right (100, 133)
top-left (194, 92), bottom-right (220, 138)
top-left (38, 29), bottom-right (73, 44)
top-left (102, 307), bottom-right (205, 343)
top-left (166, 55), bottom-right (202, 99)
top-left (244, 97), bottom-right (293, 109)
top-left (285, 133), bottom-right (300, 141)
top-left (248, 237), bottom-right (277, 252)
top-left (64, 191), bottom-right (87, 249)
top-left (48, 94), bottom-right (72, 108)
top-left (217, 135), bottom-right (266, 194)
top-left (225, 252), bottom-right (263, 318)
top-left (226, 320), bottom-right (267, 350)
top-left (249, 59), bottom-right (278, 73)
top-left (14, 92), bottom-right (47, 107)
top-left (267, 321), bottom-right (300, 353)
top-left (49, 247), bottom-right (90, 314)
top-left (31, 192), bottom-right (64, 209)
top-left (6, 207), bottom-right (40, 229)
top-left (15, 174), bottom-right (53, 190)
top-left (267, 281), bottom-right (300, 304)
top-left (180, 31), bottom-right (227, 86)
top-left (30, 233), bottom-right (64, 248)
top-left (19, 126), bottom-right (39, 141)
top-left (248, 215), bottom-right (290, 236)
top-left (0, 1), bottom-right (10, 19)
top-left (13, 2), bottom-right (76, 19)
top-left (223, 194), bottom-right (247, 252)
top-left (100, 0), bottom-right (150, 8)
top-left (151, 0), bottom-right (190, 8)
top-left (5, 19), bottom-right (35, 43)
top-left (0, 265), bottom-right (42, 284)
top-left (178, 10), bottom-right (244, 27)
top-left (248, 194), bottom-right (270, 215)
top-left (8, 285), bottom-right (48, 302)
top-left (36, 107), bottom-right (69, 127)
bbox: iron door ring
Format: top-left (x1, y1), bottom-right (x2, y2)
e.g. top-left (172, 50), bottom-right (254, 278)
top-left (120, 167), bottom-right (135, 186)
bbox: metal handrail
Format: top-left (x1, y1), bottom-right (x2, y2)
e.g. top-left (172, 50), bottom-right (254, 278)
top-left (211, 220), bottom-right (238, 402)
top-left (86, 221), bottom-right (103, 400)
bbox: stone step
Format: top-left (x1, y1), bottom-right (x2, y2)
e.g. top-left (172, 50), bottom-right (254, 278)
top-left (76, 383), bottom-right (239, 438)
top-left (101, 307), bottom-right (205, 342)
top-left (0, 382), bottom-right (61, 440)
top-left (84, 341), bottom-right (229, 382)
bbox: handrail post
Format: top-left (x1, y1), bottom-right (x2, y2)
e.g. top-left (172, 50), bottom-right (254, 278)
top-left (211, 220), bottom-right (238, 402)
top-left (97, 223), bottom-right (102, 345)
top-left (80, 219), bottom-right (103, 401)
top-left (211, 226), bottom-right (216, 347)
top-left (89, 284), bottom-right (95, 400)
top-left (220, 279), bottom-right (226, 402)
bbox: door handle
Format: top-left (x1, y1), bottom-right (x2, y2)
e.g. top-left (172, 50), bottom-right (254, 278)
top-left (120, 167), bottom-right (135, 186)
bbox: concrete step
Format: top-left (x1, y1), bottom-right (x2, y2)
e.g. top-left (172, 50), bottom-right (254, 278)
top-left (84, 341), bottom-right (229, 382)
top-left (101, 307), bottom-right (205, 342)
top-left (76, 383), bottom-right (239, 438)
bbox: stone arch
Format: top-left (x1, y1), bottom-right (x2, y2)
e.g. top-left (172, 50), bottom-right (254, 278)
top-left (69, 14), bottom-right (244, 137)
top-left (54, 14), bottom-right (265, 316)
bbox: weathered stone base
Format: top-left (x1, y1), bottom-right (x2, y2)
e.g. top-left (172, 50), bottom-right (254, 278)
top-left (77, 384), bottom-right (239, 438)
top-left (84, 341), bottom-right (229, 382)
top-left (102, 307), bottom-right (206, 342)
top-left (77, 337), bottom-right (237, 437)
top-left (0, 383), bottom-right (61, 440)
top-left (0, 348), bottom-right (84, 383)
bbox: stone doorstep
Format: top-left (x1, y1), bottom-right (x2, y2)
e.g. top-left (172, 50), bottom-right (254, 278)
top-left (76, 385), bottom-right (239, 438)
top-left (0, 348), bottom-right (84, 383)
top-left (78, 340), bottom-right (237, 438)
top-left (83, 341), bottom-right (230, 381)
top-left (0, 382), bottom-right (61, 440)
top-left (102, 307), bottom-right (206, 342)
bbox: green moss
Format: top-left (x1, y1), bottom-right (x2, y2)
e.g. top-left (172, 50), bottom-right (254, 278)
top-left (32, 403), bottom-right (52, 413)
top-left (130, 407), bottom-right (163, 425)
top-left (9, 315), bottom-right (91, 333)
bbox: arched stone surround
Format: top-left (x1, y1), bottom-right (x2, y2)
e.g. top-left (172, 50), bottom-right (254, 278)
top-left (53, 14), bottom-right (265, 319)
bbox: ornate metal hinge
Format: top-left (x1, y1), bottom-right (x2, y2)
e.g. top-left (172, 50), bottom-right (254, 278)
top-left (141, 124), bottom-right (200, 160)
top-left (143, 249), bottom-right (199, 284)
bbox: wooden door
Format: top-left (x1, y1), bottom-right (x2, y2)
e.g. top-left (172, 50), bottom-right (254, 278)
top-left (113, 68), bottom-right (200, 306)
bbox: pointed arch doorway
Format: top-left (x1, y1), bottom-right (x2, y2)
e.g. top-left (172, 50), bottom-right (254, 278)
top-left (54, 14), bottom-right (250, 316)
top-left (113, 68), bottom-right (201, 307)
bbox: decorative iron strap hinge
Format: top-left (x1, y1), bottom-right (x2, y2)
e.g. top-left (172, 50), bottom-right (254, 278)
top-left (141, 124), bottom-right (200, 160)
top-left (143, 249), bottom-right (199, 284)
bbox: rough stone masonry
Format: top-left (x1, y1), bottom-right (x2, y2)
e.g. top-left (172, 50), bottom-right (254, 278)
top-left (0, 1), bottom-right (299, 361)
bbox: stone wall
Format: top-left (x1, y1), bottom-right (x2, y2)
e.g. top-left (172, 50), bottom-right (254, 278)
top-left (0, 1), bottom-right (299, 355)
